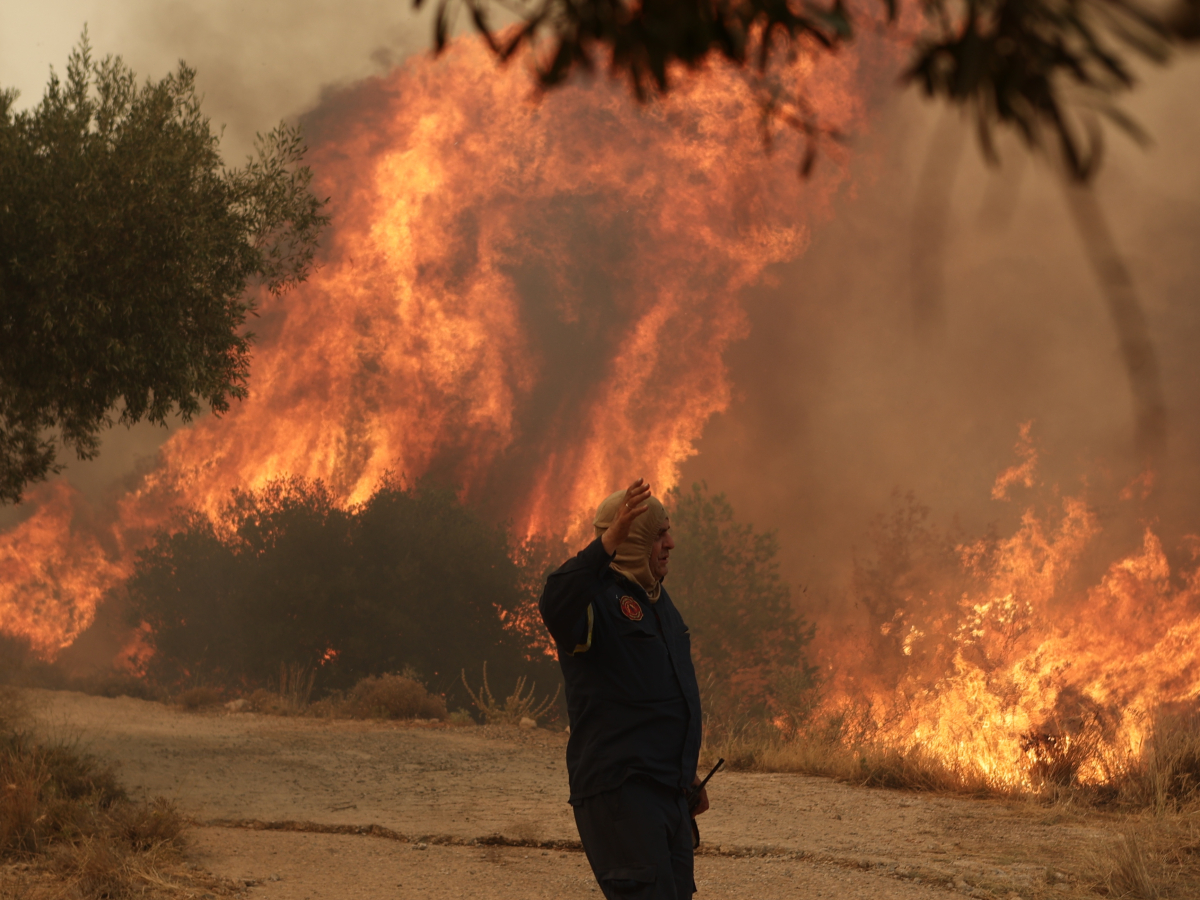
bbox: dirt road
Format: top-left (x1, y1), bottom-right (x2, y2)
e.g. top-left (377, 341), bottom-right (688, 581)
top-left (29, 690), bottom-right (1111, 899)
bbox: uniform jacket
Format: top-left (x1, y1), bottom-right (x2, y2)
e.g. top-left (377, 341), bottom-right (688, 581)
top-left (540, 537), bottom-right (703, 803)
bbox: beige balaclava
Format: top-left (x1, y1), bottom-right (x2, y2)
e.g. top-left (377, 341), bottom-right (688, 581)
top-left (593, 489), bottom-right (668, 602)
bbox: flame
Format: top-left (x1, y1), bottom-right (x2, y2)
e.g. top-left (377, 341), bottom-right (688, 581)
top-left (0, 37), bottom-right (869, 656)
top-left (818, 430), bottom-right (1200, 788)
top-left (0, 481), bottom-right (128, 654)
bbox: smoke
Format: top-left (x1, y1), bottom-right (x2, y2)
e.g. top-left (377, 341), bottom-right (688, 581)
top-left (682, 55), bottom-right (1200, 594)
top-left (115, 0), bottom-right (443, 157)
top-left (3, 1), bottom-right (436, 149)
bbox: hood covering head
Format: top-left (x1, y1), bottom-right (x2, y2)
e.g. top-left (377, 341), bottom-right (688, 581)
top-left (594, 489), bottom-right (668, 602)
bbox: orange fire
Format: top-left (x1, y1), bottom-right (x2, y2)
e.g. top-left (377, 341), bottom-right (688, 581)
top-left (0, 37), bottom-right (867, 656)
top-left (817, 426), bottom-right (1200, 788)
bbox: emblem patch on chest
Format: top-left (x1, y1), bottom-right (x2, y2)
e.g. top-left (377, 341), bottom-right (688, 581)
top-left (619, 596), bottom-right (644, 621)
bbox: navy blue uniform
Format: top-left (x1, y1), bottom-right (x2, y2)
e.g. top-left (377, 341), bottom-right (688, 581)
top-left (540, 537), bottom-right (703, 898)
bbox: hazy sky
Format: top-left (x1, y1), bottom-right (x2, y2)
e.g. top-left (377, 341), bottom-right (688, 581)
top-left (1, 1), bottom-right (435, 155)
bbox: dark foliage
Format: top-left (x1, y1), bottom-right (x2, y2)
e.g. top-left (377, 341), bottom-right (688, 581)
top-left (850, 491), bottom-right (969, 681)
top-left (0, 634), bottom-right (36, 684)
top-left (440, 0), bottom-right (1197, 178)
top-left (667, 482), bottom-right (818, 727)
top-left (908, 0), bottom-right (1173, 179)
top-left (123, 477), bottom-right (547, 703)
top-left (0, 33), bottom-right (328, 504)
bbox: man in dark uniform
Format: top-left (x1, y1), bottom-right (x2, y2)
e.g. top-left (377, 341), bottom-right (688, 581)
top-left (540, 478), bottom-right (707, 900)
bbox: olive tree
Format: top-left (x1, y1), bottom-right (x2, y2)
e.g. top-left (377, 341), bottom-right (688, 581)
top-left (0, 34), bottom-right (328, 504)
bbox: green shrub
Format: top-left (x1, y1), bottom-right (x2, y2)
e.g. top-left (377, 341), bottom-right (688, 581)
top-left (124, 476), bottom-right (544, 705)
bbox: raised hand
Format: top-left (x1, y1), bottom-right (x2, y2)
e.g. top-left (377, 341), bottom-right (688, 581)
top-left (601, 478), bottom-right (651, 555)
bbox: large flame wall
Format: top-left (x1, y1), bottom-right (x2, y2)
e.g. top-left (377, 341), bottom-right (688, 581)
top-left (815, 426), bottom-right (1200, 788)
top-left (0, 39), bottom-right (868, 655)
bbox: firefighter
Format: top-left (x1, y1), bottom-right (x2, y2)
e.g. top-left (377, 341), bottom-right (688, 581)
top-left (540, 478), bottom-right (707, 899)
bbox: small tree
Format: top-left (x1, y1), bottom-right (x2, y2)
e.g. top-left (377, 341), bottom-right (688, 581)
top-left (667, 482), bottom-right (818, 729)
top-left (0, 34), bottom-right (328, 504)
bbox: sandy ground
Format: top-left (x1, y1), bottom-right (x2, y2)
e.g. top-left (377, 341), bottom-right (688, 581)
top-left (27, 690), bottom-right (1115, 899)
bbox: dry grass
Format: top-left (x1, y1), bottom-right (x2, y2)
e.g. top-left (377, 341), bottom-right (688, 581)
top-left (1121, 709), bottom-right (1200, 812)
top-left (1086, 815), bottom-right (1200, 899)
top-left (64, 673), bottom-right (165, 703)
top-left (340, 673), bottom-right (448, 721)
top-left (460, 662), bottom-right (560, 726)
top-left (238, 664), bottom-right (317, 716)
top-left (1076, 710), bottom-right (1200, 898)
top-left (705, 703), bottom-right (1200, 809)
top-left (233, 671), bottom-right (449, 722)
top-left (277, 663), bottom-right (315, 711)
top-left (0, 688), bottom-right (29, 734)
top-left (0, 700), bottom-right (202, 898)
top-left (703, 717), bottom-right (1003, 797)
top-left (705, 703), bottom-right (1200, 898)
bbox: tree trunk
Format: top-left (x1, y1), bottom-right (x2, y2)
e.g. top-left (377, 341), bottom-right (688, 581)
top-left (910, 109), bottom-right (966, 338)
top-left (1062, 181), bottom-right (1167, 467)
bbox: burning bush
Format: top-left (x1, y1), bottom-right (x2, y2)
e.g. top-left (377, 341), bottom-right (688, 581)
top-left (715, 430), bottom-right (1200, 806)
top-left (124, 476), bottom-right (553, 704)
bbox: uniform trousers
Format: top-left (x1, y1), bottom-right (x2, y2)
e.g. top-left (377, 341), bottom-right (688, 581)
top-left (573, 776), bottom-right (696, 899)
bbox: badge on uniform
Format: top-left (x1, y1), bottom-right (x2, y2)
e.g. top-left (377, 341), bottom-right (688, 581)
top-left (619, 596), bottom-right (643, 621)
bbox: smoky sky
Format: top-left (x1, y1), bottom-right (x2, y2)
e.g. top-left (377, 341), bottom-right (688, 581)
top-left (1, 1), bottom-right (437, 155)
